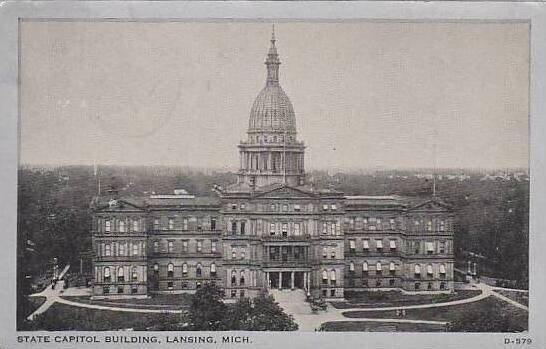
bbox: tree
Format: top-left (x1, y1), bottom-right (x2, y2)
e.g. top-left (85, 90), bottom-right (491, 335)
top-left (241, 291), bottom-right (298, 331)
top-left (189, 284), bottom-right (228, 330)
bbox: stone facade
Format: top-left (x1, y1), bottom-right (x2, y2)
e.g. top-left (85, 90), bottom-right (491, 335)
top-left (90, 29), bottom-right (454, 299)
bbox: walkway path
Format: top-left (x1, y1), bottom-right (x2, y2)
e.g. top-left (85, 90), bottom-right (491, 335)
top-left (490, 288), bottom-right (529, 311)
top-left (27, 264), bottom-right (70, 320)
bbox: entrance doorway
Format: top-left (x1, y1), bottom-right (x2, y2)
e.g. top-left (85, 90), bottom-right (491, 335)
top-left (268, 271), bottom-right (306, 289)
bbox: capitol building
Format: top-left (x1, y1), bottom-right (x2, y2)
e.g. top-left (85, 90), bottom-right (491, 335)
top-left (90, 29), bottom-right (454, 299)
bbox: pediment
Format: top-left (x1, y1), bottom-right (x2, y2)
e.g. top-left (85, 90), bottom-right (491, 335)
top-left (95, 198), bottom-right (145, 212)
top-left (407, 199), bottom-right (451, 212)
top-left (254, 185), bottom-right (317, 199)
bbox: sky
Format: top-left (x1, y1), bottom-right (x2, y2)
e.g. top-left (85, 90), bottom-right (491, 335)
top-left (20, 21), bottom-right (529, 170)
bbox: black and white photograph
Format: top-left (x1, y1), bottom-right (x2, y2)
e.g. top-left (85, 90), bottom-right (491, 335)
top-left (2, 2), bottom-right (546, 348)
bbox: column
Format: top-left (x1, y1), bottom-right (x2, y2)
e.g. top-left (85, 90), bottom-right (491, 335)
top-left (279, 272), bottom-right (282, 289)
top-left (307, 272), bottom-right (311, 295)
top-left (266, 272), bottom-right (270, 289)
top-left (291, 272), bottom-right (295, 290)
top-left (303, 272), bottom-right (307, 292)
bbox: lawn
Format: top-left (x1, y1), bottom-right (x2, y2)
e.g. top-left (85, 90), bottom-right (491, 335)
top-left (493, 290), bottom-right (529, 306)
top-left (331, 290), bottom-right (481, 309)
top-left (61, 293), bottom-right (193, 310)
top-left (319, 321), bottom-right (446, 332)
top-left (28, 296), bottom-right (47, 314)
top-left (24, 303), bottom-right (187, 331)
top-left (341, 296), bottom-right (528, 332)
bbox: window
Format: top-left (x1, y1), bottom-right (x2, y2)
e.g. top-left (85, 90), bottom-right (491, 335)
top-left (117, 267), bottom-right (124, 282)
top-left (232, 248), bottom-right (237, 259)
top-left (322, 247), bottom-right (328, 259)
top-left (427, 264), bottom-right (433, 278)
top-left (349, 217), bottom-right (355, 229)
top-left (131, 285), bottom-right (138, 294)
top-left (167, 263), bottom-right (174, 278)
top-left (133, 220), bottom-right (139, 232)
top-left (363, 279), bottom-right (369, 288)
top-left (330, 270), bottom-right (336, 285)
top-left (211, 263), bottom-right (217, 277)
top-left (322, 290), bottom-right (327, 297)
top-left (231, 203), bottom-right (237, 210)
top-left (426, 242), bottom-right (434, 254)
top-left (241, 250), bottom-right (246, 260)
top-left (117, 286), bottom-right (124, 294)
top-left (211, 241), bottom-right (217, 253)
top-left (439, 264), bottom-right (446, 278)
top-left (153, 263), bottom-right (159, 271)
top-left (294, 204), bottom-right (301, 212)
top-left (349, 240), bottom-right (356, 254)
top-left (440, 220), bottom-right (446, 231)
top-left (282, 223), bottom-right (288, 237)
top-left (119, 244), bottom-right (125, 256)
top-left (132, 266), bottom-right (138, 282)
top-left (349, 262), bottom-right (355, 273)
top-left (105, 220), bottom-right (111, 232)
top-left (270, 204), bottom-right (276, 212)
top-left (439, 241), bottom-right (446, 254)
top-left (363, 240), bottom-right (370, 251)
top-left (197, 240), bottom-right (202, 252)
top-left (330, 289), bottom-right (336, 297)
top-left (240, 221), bottom-right (246, 235)
top-left (322, 204), bottom-right (329, 211)
top-left (270, 223), bottom-right (276, 235)
top-left (168, 241), bottom-right (174, 252)
top-left (153, 241), bottom-right (159, 252)
top-left (376, 279), bottom-right (381, 287)
top-left (119, 220), bottom-right (126, 232)
top-left (182, 218), bottom-right (188, 231)
top-left (240, 290), bottom-right (245, 298)
top-left (427, 282), bottom-right (433, 290)
top-left (415, 282), bottom-right (420, 290)
top-left (132, 244), bottom-right (139, 256)
top-left (362, 262), bottom-right (369, 275)
top-left (182, 263), bottom-right (188, 276)
top-left (294, 223), bottom-right (300, 236)
top-left (103, 286), bottom-right (110, 294)
top-left (331, 250), bottom-right (336, 259)
top-left (389, 262), bottom-right (396, 275)
top-left (105, 244), bottom-right (111, 256)
top-left (390, 240), bottom-right (397, 250)
top-left (376, 239), bottom-right (383, 251)
top-left (331, 222), bottom-right (337, 236)
top-left (104, 267), bottom-right (111, 283)
top-left (167, 281), bottom-right (173, 290)
top-left (240, 203), bottom-right (245, 211)
top-left (426, 220), bottom-right (433, 232)
top-left (390, 218), bottom-right (396, 230)
top-left (322, 270), bottom-right (328, 284)
top-left (182, 240), bottom-right (188, 252)
top-left (414, 264), bottom-right (421, 278)
top-left (231, 290), bottom-right (237, 298)
top-left (389, 279), bottom-right (395, 286)
top-left (440, 282), bottom-right (446, 290)
top-left (168, 218), bottom-right (174, 230)
top-left (282, 204), bottom-right (288, 212)
top-left (211, 217), bottom-right (217, 230)
top-left (322, 222), bottom-right (327, 235)
top-left (153, 218), bottom-right (159, 230)
top-left (197, 217), bottom-right (203, 231)
top-left (231, 221), bottom-right (237, 235)
top-left (231, 270), bottom-right (237, 286)
top-left (331, 203), bottom-right (337, 210)
top-left (240, 271), bottom-right (245, 285)
top-left (196, 264), bottom-right (202, 277)
top-left (376, 262), bottom-right (382, 275)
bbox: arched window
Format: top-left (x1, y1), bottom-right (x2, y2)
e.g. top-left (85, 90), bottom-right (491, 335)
top-left (133, 220), bottom-right (139, 232)
top-left (196, 263), bottom-right (202, 277)
top-left (439, 264), bottom-right (446, 278)
top-left (330, 270), bottom-right (336, 285)
top-left (167, 263), bottom-right (174, 278)
top-left (119, 243), bottom-right (125, 256)
top-left (104, 267), bottom-right (111, 282)
top-left (427, 264), bottom-right (434, 276)
top-left (231, 270), bottom-right (237, 286)
top-left (362, 261), bottom-right (369, 274)
top-left (132, 266), bottom-right (138, 282)
top-left (414, 264), bottom-right (421, 277)
top-left (182, 263), bottom-right (188, 276)
top-left (105, 220), bottom-right (111, 232)
top-left (153, 241), bottom-right (159, 252)
top-left (210, 263), bottom-right (217, 276)
top-left (117, 267), bottom-right (124, 282)
top-left (389, 262), bottom-right (396, 275)
top-left (376, 262), bottom-right (382, 275)
top-left (239, 270), bottom-right (245, 286)
top-left (349, 262), bottom-right (355, 272)
top-left (322, 270), bottom-right (328, 284)
top-left (132, 244), bottom-right (139, 256)
top-left (119, 220), bottom-right (126, 232)
top-left (104, 244), bottom-right (111, 256)
top-left (153, 263), bottom-right (159, 271)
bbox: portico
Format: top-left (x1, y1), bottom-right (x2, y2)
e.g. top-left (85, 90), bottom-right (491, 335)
top-left (265, 270), bottom-right (311, 294)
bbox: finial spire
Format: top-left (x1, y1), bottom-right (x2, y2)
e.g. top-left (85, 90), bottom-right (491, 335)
top-left (271, 24), bottom-right (276, 43)
top-left (265, 25), bottom-right (280, 85)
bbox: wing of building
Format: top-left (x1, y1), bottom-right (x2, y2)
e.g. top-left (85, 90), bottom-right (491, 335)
top-left (90, 28), bottom-right (455, 299)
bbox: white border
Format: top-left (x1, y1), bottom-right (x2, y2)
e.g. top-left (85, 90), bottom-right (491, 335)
top-left (1, 2), bottom-right (545, 348)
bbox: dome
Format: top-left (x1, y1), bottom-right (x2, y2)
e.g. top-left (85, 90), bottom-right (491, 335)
top-left (248, 84), bottom-right (296, 134)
